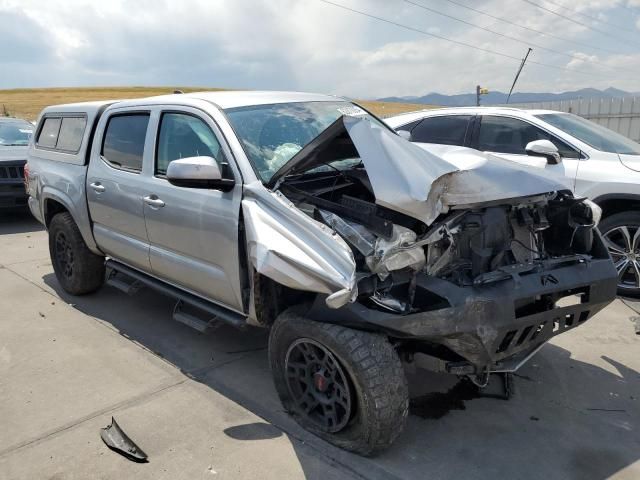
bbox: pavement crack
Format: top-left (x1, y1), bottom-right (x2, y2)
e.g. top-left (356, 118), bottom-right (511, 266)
top-left (2, 257), bottom-right (50, 267)
top-left (0, 378), bottom-right (187, 459)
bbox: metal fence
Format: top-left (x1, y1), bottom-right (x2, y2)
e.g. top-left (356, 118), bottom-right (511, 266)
top-left (505, 96), bottom-right (640, 143)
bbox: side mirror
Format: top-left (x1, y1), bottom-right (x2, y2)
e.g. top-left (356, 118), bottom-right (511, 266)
top-left (525, 140), bottom-right (562, 165)
top-left (397, 130), bottom-right (412, 141)
top-left (166, 156), bottom-right (234, 191)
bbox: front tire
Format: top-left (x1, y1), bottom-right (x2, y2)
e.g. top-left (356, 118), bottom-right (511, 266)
top-left (269, 308), bottom-right (408, 456)
top-left (49, 212), bottom-right (105, 295)
top-left (599, 211), bottom-right (640, 297)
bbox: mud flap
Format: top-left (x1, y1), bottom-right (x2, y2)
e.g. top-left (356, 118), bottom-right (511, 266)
top-left (100, 417), bottom-right (148, 462)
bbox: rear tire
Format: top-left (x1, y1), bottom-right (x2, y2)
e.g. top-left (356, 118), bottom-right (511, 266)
top-left (49, 212), bottom-right (105, 295)
top-left (599, 211), bottom-right (640, 298)
top-left (269, 308), bottom-right (408, 456)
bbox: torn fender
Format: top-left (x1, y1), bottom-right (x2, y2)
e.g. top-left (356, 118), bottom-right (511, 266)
top-left (242, 182), bottom-right (357, 307)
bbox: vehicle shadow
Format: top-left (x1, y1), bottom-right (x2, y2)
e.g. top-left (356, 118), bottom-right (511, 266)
top-left (42, 273), bottom-right (640, 480)
top-left (0, 209), bottom-right (43, 235)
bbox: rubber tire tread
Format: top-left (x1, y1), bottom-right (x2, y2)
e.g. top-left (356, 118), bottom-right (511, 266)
top-left (269, 307), bottom-right (408, 456)
top-left (49, 212), bottom-right (105, 295)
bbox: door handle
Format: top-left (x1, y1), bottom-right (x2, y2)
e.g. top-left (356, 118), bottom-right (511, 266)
top-left (143, 195), bottom-right (165, 208)
top-left (90, 182), bottom-right (105, 193)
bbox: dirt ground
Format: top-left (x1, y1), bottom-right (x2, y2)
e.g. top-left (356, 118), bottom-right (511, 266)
top-left (0, 87), bottom-right (433, 121)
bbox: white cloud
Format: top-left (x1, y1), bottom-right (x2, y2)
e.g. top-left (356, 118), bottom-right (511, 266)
top-left (0, 0), bottom-right (639, 97)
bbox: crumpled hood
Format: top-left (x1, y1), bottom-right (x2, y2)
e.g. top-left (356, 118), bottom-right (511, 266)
top-left (275, 115), bottom-right (568, 226)
top-left (0, 145), bottom-right (28, 162)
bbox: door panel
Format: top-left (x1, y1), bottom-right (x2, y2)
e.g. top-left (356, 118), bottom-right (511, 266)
top-left (143, 180), bottom-right (243, 310)
top-left (86, 112), bottom-right (152, 271)
top-left (142, 110), bottom-right (244, 311)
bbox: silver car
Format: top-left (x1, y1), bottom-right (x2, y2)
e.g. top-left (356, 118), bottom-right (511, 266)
top-left (26, 92), bottom-right (617, 454)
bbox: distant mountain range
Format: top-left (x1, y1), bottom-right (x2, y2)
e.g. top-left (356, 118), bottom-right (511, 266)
top-left (378, 87), bottom-right (637, 107)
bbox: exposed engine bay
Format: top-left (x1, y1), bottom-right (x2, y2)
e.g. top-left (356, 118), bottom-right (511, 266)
top-left (280, 167), bottom-right (605, 315)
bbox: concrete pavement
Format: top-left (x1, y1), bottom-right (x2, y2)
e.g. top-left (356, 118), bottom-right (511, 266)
top-left (1, 210), bottom-right (639, 479)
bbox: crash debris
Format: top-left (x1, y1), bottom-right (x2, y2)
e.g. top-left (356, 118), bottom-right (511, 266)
top-left (100, 417), bottom-right (148, 463)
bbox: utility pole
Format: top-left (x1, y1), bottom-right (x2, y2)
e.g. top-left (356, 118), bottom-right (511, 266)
top-left (506, 48), bottom-right (533, 104)
top-left (476, 85), bottom-right (489, 106)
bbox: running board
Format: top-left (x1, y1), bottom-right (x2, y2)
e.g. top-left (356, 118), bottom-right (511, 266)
top-left (173, 300), bottom-right (225, 333)
top-left (106, 270), bottom-right (144, 296)
top-left (105, 260), bottom-right (247, 330)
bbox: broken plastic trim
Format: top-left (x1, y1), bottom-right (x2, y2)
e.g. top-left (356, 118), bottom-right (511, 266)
top-left (100, 417), bottom-right (148, 463)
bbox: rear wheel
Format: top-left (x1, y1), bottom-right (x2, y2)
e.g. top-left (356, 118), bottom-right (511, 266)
top-left (269, 308), bottom-right (408, 456)
top-left (600, 211), bottom-right (640, 297)
top-left (49, 212), bottom-right (105, 295)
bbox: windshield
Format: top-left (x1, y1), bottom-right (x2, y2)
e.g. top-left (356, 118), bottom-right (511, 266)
top-left (536, 113), bottom-right (640, 155)
top-left (0, 122), bottom-right (33, 146)
top-left (225, 101), bottom-right (378, 182)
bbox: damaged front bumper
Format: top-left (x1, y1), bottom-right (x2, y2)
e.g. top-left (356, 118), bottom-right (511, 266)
top-left (307, 255), bottom-right (617, 371)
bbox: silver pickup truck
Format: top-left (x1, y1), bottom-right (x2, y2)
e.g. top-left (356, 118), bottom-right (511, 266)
top-left (26, 91), bottom-right (617, 455)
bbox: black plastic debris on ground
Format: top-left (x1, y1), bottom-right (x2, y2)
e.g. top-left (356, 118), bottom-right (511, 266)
top-left (100, 417), bottom-right (148, 463)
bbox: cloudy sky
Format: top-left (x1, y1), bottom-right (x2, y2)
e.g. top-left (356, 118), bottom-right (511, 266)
top-left (1, 0), bottom-right (640, 98)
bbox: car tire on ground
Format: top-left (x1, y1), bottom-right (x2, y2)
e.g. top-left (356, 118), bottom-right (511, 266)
top-left (49, 212), bottom-right (105, 295)
top-left (269, 307), bottom-right (409, 456)
top-left (599, 211), bottom-right (640, 298)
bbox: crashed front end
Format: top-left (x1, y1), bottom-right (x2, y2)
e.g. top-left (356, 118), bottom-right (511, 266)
top-left (304, 198), bottom-right (616, 372)
top-left (242, 113), bottom-right (617, 373)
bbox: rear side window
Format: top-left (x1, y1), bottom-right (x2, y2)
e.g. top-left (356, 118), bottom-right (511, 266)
top-left (37, 117), bottom-right (62, 148)
top-left (36, 115), bottom-right (87, 152)
top-left (410, 115), bottom-right (472, 146)
top-left (101, 114), bottom-right (150, 172)
top-left (396, 120), bottom-right (420, 132)
top-left (56, 117), bottom-right (87, 152)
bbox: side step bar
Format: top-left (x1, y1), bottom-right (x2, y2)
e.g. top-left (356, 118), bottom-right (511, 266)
top-left (172, 300), bottom-right (226, 333)
top-left (106, 270), bottom-right (144, 296)
top-left (105, 260), bottom-right (247, 330)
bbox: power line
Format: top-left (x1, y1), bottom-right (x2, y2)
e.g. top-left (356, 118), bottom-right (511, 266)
top-left (618, 2), bottom-right (640, 14)
top-left (403, 0), bottom-right (638, 75)
top-left (541, 0), bottom-right (638, 34)
top-left (315, 0), bottom-right (614, 79)
top-left (519, 0), bottom-right (640, 47)
top-left (440, 0), bottom-right (619, 55)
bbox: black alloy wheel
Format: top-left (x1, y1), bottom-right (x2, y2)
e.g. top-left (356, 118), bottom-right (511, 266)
top-left (54, 231), bottom-right (74, 279)
top-left (284, 338), bottom-right (353, 433)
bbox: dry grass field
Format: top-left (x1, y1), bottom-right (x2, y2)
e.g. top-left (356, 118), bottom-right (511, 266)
top-left (0, 87), bottom-right (435, 121)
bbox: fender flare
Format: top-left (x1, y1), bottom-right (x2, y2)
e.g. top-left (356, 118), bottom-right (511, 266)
top-left (41, 188), bottom-right (102, 255)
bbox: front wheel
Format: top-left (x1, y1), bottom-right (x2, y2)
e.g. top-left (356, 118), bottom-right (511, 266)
top-left (269, 308), bottom-right (408, 456)
top-left (49, 212), bottom-right (105, 295)
top-left (600, 211), bottom-right (640, 297)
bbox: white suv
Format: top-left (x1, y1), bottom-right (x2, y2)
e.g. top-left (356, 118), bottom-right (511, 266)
top-left (386, 107), bottom-right (640, 296)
